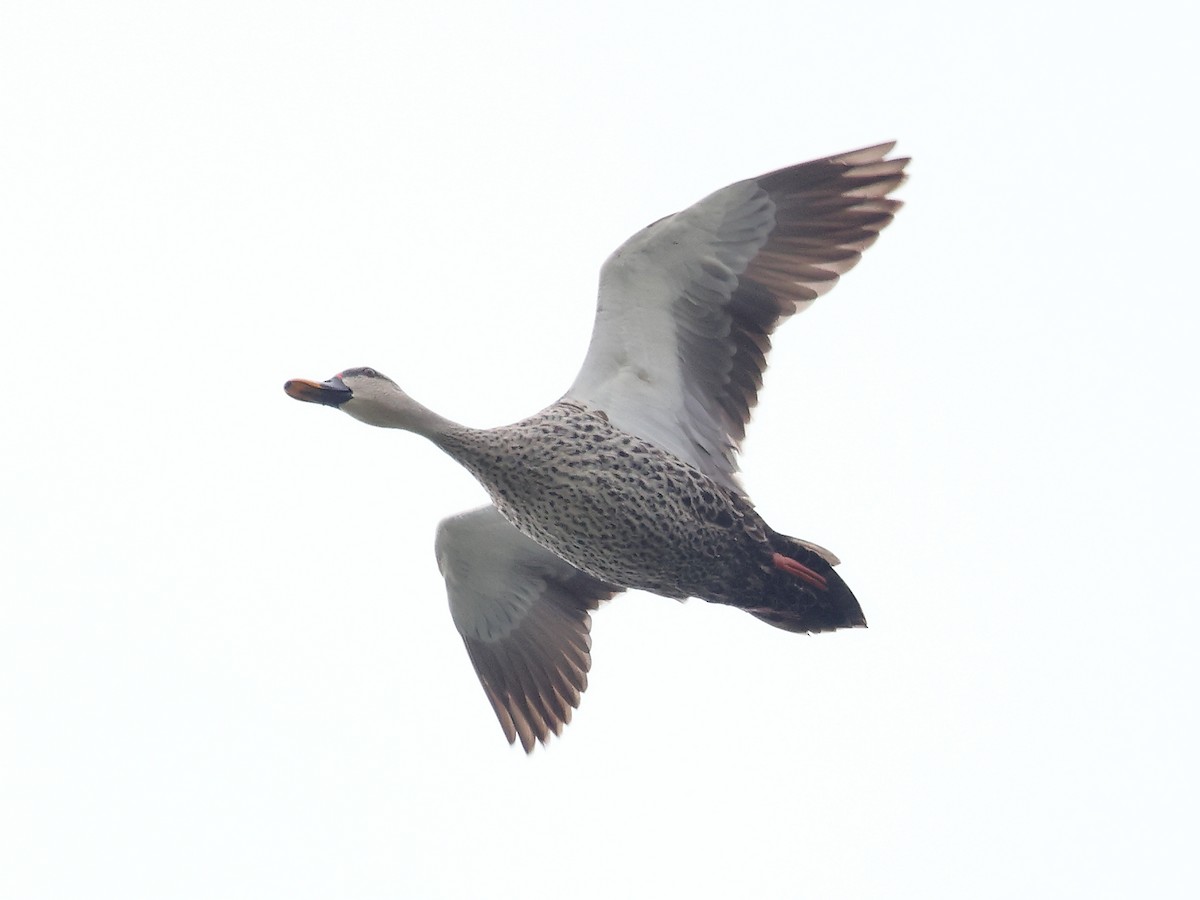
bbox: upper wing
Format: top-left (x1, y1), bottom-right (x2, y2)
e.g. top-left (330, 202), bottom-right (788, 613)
top-left (567, 142), bottom-right (908, 491)
top-left (434, 506), bottom-right (622, 752)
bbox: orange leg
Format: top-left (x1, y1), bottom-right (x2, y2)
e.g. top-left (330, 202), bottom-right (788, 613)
top-left (771, 552), bottom-right (828, 590)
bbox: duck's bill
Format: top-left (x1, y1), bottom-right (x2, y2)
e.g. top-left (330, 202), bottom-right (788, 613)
top-left (284, 376), bottom-right (353, 408)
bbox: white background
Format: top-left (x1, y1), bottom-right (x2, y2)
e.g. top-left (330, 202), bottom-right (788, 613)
top-left (3, 2), bottom-right (1196, 898)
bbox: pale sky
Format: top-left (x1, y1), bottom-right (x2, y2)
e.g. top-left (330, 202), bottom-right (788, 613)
top-left (3, 2), bottom-right (1197, 898)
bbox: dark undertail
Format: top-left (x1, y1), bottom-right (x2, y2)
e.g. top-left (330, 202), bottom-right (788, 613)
top-left (745, 534), bottom-right (867, 633)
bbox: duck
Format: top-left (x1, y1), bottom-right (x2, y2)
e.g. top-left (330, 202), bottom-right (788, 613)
top-left (285, 142), bottom-right (907, 751)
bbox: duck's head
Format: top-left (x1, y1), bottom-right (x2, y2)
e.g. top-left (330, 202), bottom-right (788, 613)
top-left (284, 366), bottom-right (424, 429)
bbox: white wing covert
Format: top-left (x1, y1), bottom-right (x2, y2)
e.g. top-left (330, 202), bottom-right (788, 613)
top-left (567, 143), bottom-right (908, 491)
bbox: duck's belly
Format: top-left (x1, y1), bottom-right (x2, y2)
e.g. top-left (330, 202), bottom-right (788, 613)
top-left (445, 404), bottom-right (770, 599)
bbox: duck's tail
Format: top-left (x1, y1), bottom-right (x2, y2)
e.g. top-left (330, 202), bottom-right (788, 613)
top-left (743, 531), bottom-right (867, 633)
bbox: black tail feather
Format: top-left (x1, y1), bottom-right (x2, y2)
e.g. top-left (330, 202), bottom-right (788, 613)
top-left (746, 534), bottom-right (866, 634)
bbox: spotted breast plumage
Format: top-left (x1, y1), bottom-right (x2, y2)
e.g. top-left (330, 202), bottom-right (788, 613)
top-left (437, 399), bottom-right (859, 631)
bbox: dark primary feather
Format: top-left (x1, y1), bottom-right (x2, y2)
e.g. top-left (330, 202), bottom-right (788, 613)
top-left (460, 560), bottom-right (620, 752)
top-left (691, 142), bottom-right (908, 453)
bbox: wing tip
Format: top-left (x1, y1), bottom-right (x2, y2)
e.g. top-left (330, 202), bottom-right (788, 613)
top-left (828, 140), bottom-right (894, 162)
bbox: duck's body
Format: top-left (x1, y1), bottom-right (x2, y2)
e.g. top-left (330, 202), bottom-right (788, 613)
top-left (286, 142), bottom-right (907, 750)
top-left (436, 399), bottom-right (861, 630)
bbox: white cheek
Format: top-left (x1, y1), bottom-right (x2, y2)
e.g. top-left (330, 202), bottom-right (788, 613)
top-left (343, 398), bottom-right (386, 426)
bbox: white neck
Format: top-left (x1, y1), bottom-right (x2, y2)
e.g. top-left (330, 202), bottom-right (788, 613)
top-left (344, 386), bottom-right (464, 441)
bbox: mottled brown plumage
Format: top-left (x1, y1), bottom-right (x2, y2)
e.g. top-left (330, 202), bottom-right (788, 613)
top-left (438, 400), bottom-right (863, 632)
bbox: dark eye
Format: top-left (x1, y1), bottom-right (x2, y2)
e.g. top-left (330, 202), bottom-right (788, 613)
top-left (363, 367), bottom-right (378, 378)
